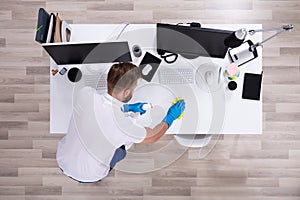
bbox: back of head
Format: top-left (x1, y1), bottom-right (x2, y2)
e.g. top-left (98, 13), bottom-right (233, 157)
top-left (107, 62), bottom-right (141, 94)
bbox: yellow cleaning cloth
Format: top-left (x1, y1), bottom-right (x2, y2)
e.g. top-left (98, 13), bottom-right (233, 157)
top-left (172, 97), bottom-right (184, 119)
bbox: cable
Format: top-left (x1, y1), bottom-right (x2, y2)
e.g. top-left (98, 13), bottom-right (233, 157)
top-left (116, 23), bottom-right (129, 40)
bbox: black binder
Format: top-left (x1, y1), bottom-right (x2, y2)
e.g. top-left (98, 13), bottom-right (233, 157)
top-left (242, 72), bottom-right (263, 101)
top-left (35, 8), bottom-right (50, 43)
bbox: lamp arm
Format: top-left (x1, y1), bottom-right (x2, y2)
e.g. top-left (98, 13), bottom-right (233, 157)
top-left (248, 27), bottom-right (282, 35)
top-left (249, 24), bottom-right (293, 51)
top-left (248, 24), bottom-right (293, 35)
top-left (250, 29), bottom-right (287, 51)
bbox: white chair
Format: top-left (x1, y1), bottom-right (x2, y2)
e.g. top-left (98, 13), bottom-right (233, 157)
top-left (174, 134), bottom-right (220, 159)
top-left (174, 134), bottom-right (212, 148)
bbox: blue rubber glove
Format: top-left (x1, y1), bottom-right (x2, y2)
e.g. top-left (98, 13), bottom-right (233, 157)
top-left (163, 99), bottom-right (186, 128)
top-left (123, 102), bottom-right (147, 115)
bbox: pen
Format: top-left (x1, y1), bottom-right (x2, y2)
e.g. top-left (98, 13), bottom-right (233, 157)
top-left (218, 67), bottom-right (221, 83)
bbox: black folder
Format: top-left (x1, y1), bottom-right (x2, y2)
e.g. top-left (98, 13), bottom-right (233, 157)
top-left (242, 72), bottom-right (263, 101)
top-left (35, 8), bottom-right (50, 43)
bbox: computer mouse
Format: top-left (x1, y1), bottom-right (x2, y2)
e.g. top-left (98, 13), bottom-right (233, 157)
top-left (205, 71), bottom-right (214, 86)
top-left (141, 64), bottom-right (152, 76)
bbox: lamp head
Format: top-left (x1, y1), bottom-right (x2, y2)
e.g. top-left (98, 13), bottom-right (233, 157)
top-left (224, 28), bottom-right (247, 48)
top-left (283, 24), bottom-right (293, 31)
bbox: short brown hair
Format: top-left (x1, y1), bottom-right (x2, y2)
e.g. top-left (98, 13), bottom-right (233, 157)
top-left (107, 62), bottom-right (141, 94)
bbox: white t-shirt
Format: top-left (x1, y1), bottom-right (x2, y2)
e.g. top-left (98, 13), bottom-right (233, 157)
top-left (56, 87), bottom-right (147, 182)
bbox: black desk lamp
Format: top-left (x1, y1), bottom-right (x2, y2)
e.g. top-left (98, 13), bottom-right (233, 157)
top-left (224, 24), bottom-right (294, 50)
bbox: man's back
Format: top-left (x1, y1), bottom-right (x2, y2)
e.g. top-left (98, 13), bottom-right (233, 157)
top-left (56, 87), bottom-right (146, 182)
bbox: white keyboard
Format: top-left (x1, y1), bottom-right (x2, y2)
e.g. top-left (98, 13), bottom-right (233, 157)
top-left (84, 73), bottom-right (107, 90)
top-left (158, 68), bottom-right (194, 85)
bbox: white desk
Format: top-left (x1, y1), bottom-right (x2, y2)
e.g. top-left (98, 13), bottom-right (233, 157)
top-left (50, 24), bottom-right (262, 135)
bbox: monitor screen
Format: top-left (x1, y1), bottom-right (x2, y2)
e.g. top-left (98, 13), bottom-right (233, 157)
top-left (42, 41), bottom-right (132, 65)
top-left (157, 23), bottom-right (233, 59)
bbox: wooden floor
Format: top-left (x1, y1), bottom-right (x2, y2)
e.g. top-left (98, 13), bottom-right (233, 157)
top-left (0, 0), bottom-right (300, 199)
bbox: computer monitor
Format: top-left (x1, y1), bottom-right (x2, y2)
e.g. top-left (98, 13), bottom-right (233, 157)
top-left (42, 41), bottom-right (132, 65)
top-left (157, 23), bottom-right (234, 59)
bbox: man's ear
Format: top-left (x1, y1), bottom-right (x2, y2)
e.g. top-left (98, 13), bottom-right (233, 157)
top-left (123, 88), bottom-right (130, 97)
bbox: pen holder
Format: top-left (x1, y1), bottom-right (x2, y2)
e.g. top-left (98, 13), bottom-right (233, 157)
top-left (68, 67), bottom-right (82, 83)
top-left (132, 45), bottom-right (142, 57)
top-left (228, 81), bottom-right (237, 91)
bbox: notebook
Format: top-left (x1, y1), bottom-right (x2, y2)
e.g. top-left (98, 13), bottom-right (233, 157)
top-left (46, 13), bottom-right (56, 43)
top-left (54, 13), bottom-right (62, 43)
top-left (242, 72), bottom-right (263, 101)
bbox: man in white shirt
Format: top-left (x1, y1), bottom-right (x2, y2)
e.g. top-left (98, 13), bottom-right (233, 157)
top-left (56, 62), bottom-right (185, 183)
